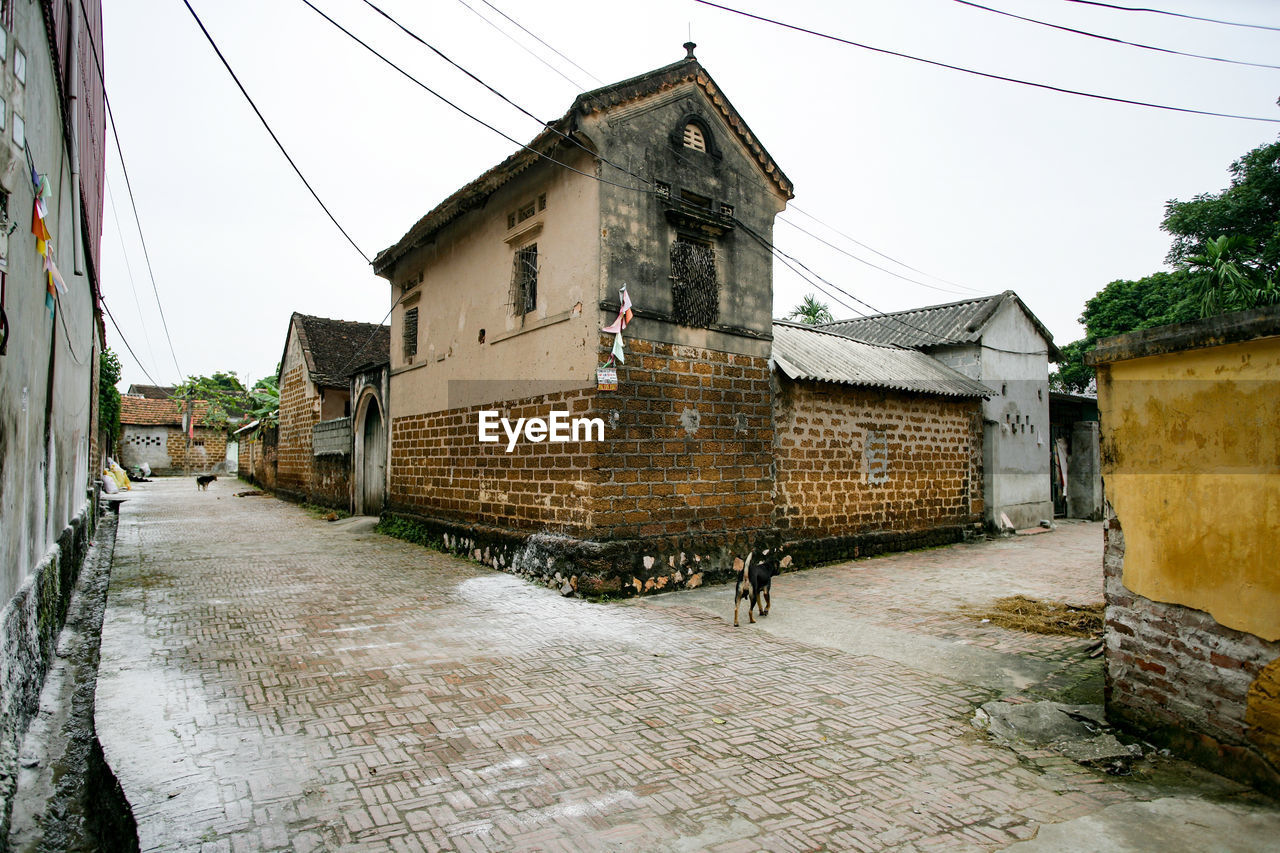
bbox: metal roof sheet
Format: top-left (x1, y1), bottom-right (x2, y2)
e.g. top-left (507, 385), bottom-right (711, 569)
top-left (818, 291), bottom-right (1063, 361)
top-left (771, 322), bottom-right (992, 398)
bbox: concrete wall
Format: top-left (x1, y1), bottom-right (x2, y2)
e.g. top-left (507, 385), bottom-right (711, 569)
top-left (773, 378), bottom-right (983, 551)
top-left (1091, 308), bottom-right (1280, 795)
top-left (118, 425), bottom-right (170, 472)
top-left (0, 2), bottom-right (105, 836)
top-left (1066, 421), bottom-right (1102, 520)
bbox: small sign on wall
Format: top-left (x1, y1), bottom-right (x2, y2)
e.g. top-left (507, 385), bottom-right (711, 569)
top-left (596, 366), bottom-right (618, 392)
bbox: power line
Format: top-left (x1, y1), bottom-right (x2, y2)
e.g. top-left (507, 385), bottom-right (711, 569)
top-left (1058, 0), bottom-right (1280, 33)
top-left (105, 175), bottom-right (160, 375)
top-left (778, 215), bottom-right (978, 296)
top-left (475, 0), bottom-right (604, 86)
top-left (355, 0), bottom-right (651, 188)
top-left (454, 0), bottom-right (587, 90)
top-left (101, 298), bottom-right (172, 391)
top-left (180, 0), bottom-right (371, 263)
top-left (788, 204), bottom-right (982, 294)
top-left (297, 0), bottom-right (652, 200)
top-left (954, 0), bottom-right (1280, 70)
top-left (79, 0), bottom-right (184, 379)
top-left (692, 0), bottom-right (1280, 123)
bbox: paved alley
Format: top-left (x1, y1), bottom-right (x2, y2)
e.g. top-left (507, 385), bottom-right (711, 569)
top-left (96, 479), bottom-right (1270, 851)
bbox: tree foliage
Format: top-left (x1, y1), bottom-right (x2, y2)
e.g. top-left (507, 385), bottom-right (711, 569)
top-left (248, 372), bottom-right (279, 426)
top-left (98, 348), bottom-right (122, 449)
top-left (1052, 136), bottom-right (1280, 392)
top-left (174, 371), bottom-right (249, 428)
top-left (786, 294), bottom-right (834, 325)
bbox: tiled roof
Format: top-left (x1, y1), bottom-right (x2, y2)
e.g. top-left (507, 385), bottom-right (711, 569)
top-left (820, 291), bottom-right (1062, 360)
top-left (293, 314), bottom-right (390, 388)
top-left (771, 321), bottom-right (993, 398)
top-left (126, 384), bottom-right (176, 399)
top-left (373, 51), bottom-right (792, 274)
top-left (120, 397), bottom-right (213, 427)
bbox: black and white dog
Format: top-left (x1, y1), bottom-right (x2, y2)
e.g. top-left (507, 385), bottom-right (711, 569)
top-left (733, 553), bottom-right (775, 627)
top-left (196, 474), bottom-right (217, 491)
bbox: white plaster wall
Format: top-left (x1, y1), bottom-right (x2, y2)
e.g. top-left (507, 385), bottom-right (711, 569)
top-left (118, 426), bottom-right (171, 471)
top-left (977, 301), bottom-right (1053, 528)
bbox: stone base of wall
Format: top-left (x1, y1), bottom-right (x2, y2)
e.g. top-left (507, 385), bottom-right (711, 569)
top-left (0, 498), bottom-right (96, 839)
top-left (309, 455), bottom-right (350, 511)
top-left (781, 523), bottom-right (983, 569)
top-left (1104, 513), bottom-right (1280, 798)
top-left (383, 509), bottom-right (779, 597)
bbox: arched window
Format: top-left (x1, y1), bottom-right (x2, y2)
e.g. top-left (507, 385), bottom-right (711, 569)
top-left (682, 123), bottom-right (706, 152)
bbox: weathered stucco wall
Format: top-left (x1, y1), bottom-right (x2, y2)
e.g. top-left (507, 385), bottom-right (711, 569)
top-left (773, 378), bottom-right (982, 551)
top-left (386, 146), bottom-right (601, 421)
top-left (118, 426), bottom-right (171, 472)
top-left (1097, 336), bottom-right (1279, 640)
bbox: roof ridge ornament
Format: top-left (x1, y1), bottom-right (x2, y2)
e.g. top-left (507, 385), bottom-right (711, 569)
top-left (684, 41), bottom-right (697, 60)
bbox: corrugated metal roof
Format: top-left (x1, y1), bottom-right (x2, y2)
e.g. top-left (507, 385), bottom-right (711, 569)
top-left (771, 322), bottom-right (992, 398)
top-left (820, 293), bottom-right (1006, 348)
top-left (819, 291), bottom-right (1063, 361)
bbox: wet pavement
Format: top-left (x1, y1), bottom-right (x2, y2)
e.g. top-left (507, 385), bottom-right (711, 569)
top-left (96, 478), bottom-right (1277, 851)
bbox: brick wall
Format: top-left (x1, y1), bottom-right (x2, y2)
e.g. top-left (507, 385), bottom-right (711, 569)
top-left (386, 337), bottom-right (776, 595)
top-left (276, 366), bottom-right (315, 499)
top-left (772, 379), bottom-right (982, 561)
top-left (163, 427), bottom-right (226, 475)
top-left (1104, 511), bottom-right (1280, 796)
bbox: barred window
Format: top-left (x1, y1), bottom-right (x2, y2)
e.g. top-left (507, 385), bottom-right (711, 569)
top-left (670, 236), bottom-right (717, 328)
top-left (682, 123), bottom-right (706, 151)
top-left (511, 244), bottom-right (538, 316)
top-left (403, 306), bottom-right (418, 359)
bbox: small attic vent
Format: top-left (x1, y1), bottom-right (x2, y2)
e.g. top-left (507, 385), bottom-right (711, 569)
top-left (682, 123), bottom-right (706, 152)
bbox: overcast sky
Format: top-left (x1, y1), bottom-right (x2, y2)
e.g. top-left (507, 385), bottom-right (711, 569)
top-left (99, 0), bottom-right (1280, 389)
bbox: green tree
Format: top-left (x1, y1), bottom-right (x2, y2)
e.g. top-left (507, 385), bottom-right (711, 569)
top-left (1184, 235), bottom-right (1279, 318)
top-left (1163, 138), bottom-right (1280, 278)
top-left (1050, 271), bottom-right (1198, 392)
top-left (174, 371), bottom-right (249, 427)
top-left (98, 348), bottom-right (122, 450)
top-left (786, 294), bottom-right (834, 325)
top-left (248, 372), bottom-right (279, 426)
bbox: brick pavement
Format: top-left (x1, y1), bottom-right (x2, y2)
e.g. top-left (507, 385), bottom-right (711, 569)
top-left (99, 481), bottom-right (1150, 851)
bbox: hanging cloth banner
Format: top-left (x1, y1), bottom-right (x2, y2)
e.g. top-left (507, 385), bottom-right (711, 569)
top-left (601, 284), bottom-right (633, 365)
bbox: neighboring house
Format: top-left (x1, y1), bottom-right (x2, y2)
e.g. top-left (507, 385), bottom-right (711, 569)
top-left (372, 46), bottom-right (791, 594)
top-left (822, 291), bottom-right (1062, 530)
top-left (118, 396), bottom-right (225, 475)
top-left (274, 312), bottom-right (390, 508)
top-left (126, 383), bottom-right (176, 399)
top-left (1048, 390), bottom-right (1102, 520)
top-left (0, 0), bottom-right (107, 836)
top-left (1087, 305), bottom-right (1280, 797)
top-left (770, 322), bottom-right (991, 564)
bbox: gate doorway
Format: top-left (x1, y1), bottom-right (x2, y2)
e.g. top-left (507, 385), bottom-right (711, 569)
top-left (355, 395), bottom-right (387, 516)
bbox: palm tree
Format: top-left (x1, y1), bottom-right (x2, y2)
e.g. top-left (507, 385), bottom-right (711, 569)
top-left (787, 294), bottom-right (834, 325)
top-left (1185, 235), bottom-right (1277, 318)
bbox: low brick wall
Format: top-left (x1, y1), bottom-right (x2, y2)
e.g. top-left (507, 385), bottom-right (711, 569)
top-left (1104, 512), bottom-right (1280, 796)
top-left (772, 379), bottom-right (983, 563)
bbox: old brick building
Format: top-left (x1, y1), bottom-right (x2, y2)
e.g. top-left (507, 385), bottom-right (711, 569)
top-left (274, 312), bottom-right (390, 508)
top-left (823, 291), bottom-right (1061, 531)
top-left (771, 322), bottom-right (989, 564)
top-left (373, 46), bottom-right (790, 594)
top-left (118, 396), bottom-right (226, 475)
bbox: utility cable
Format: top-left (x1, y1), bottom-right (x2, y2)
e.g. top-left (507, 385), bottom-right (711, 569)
top-left (78, 0), bottom-right (184, 378)
top-left (101, 298), bottom-right (172, 390)
top-left (954, 0), bottom-right (1280, 70)
top-left (297, 0), bottom-right (653, 199)
top-left (356, 0), bottom-right (652, 187)
top-left (1058, 0), bottom-right (1280, 33)
top-left (454, 0), bottom-right (587, 90)
top-left (475, 0), bottom-right (604, 86)
top-left (180, 0), bottom-right (371, 263)
top-left (105, 175), bottom-right (160, 375)
top-left (693, 0), bottom-right (1280, 123)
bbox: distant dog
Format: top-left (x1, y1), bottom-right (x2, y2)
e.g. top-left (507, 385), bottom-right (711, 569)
top-left (733, 553), bottom-right (776, 627)
top-left (196, 474), bottom-right (217, 491)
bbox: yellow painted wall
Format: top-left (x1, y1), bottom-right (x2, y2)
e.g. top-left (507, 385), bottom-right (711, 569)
top-left (1097, 336), bottom-right (1280, 640)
